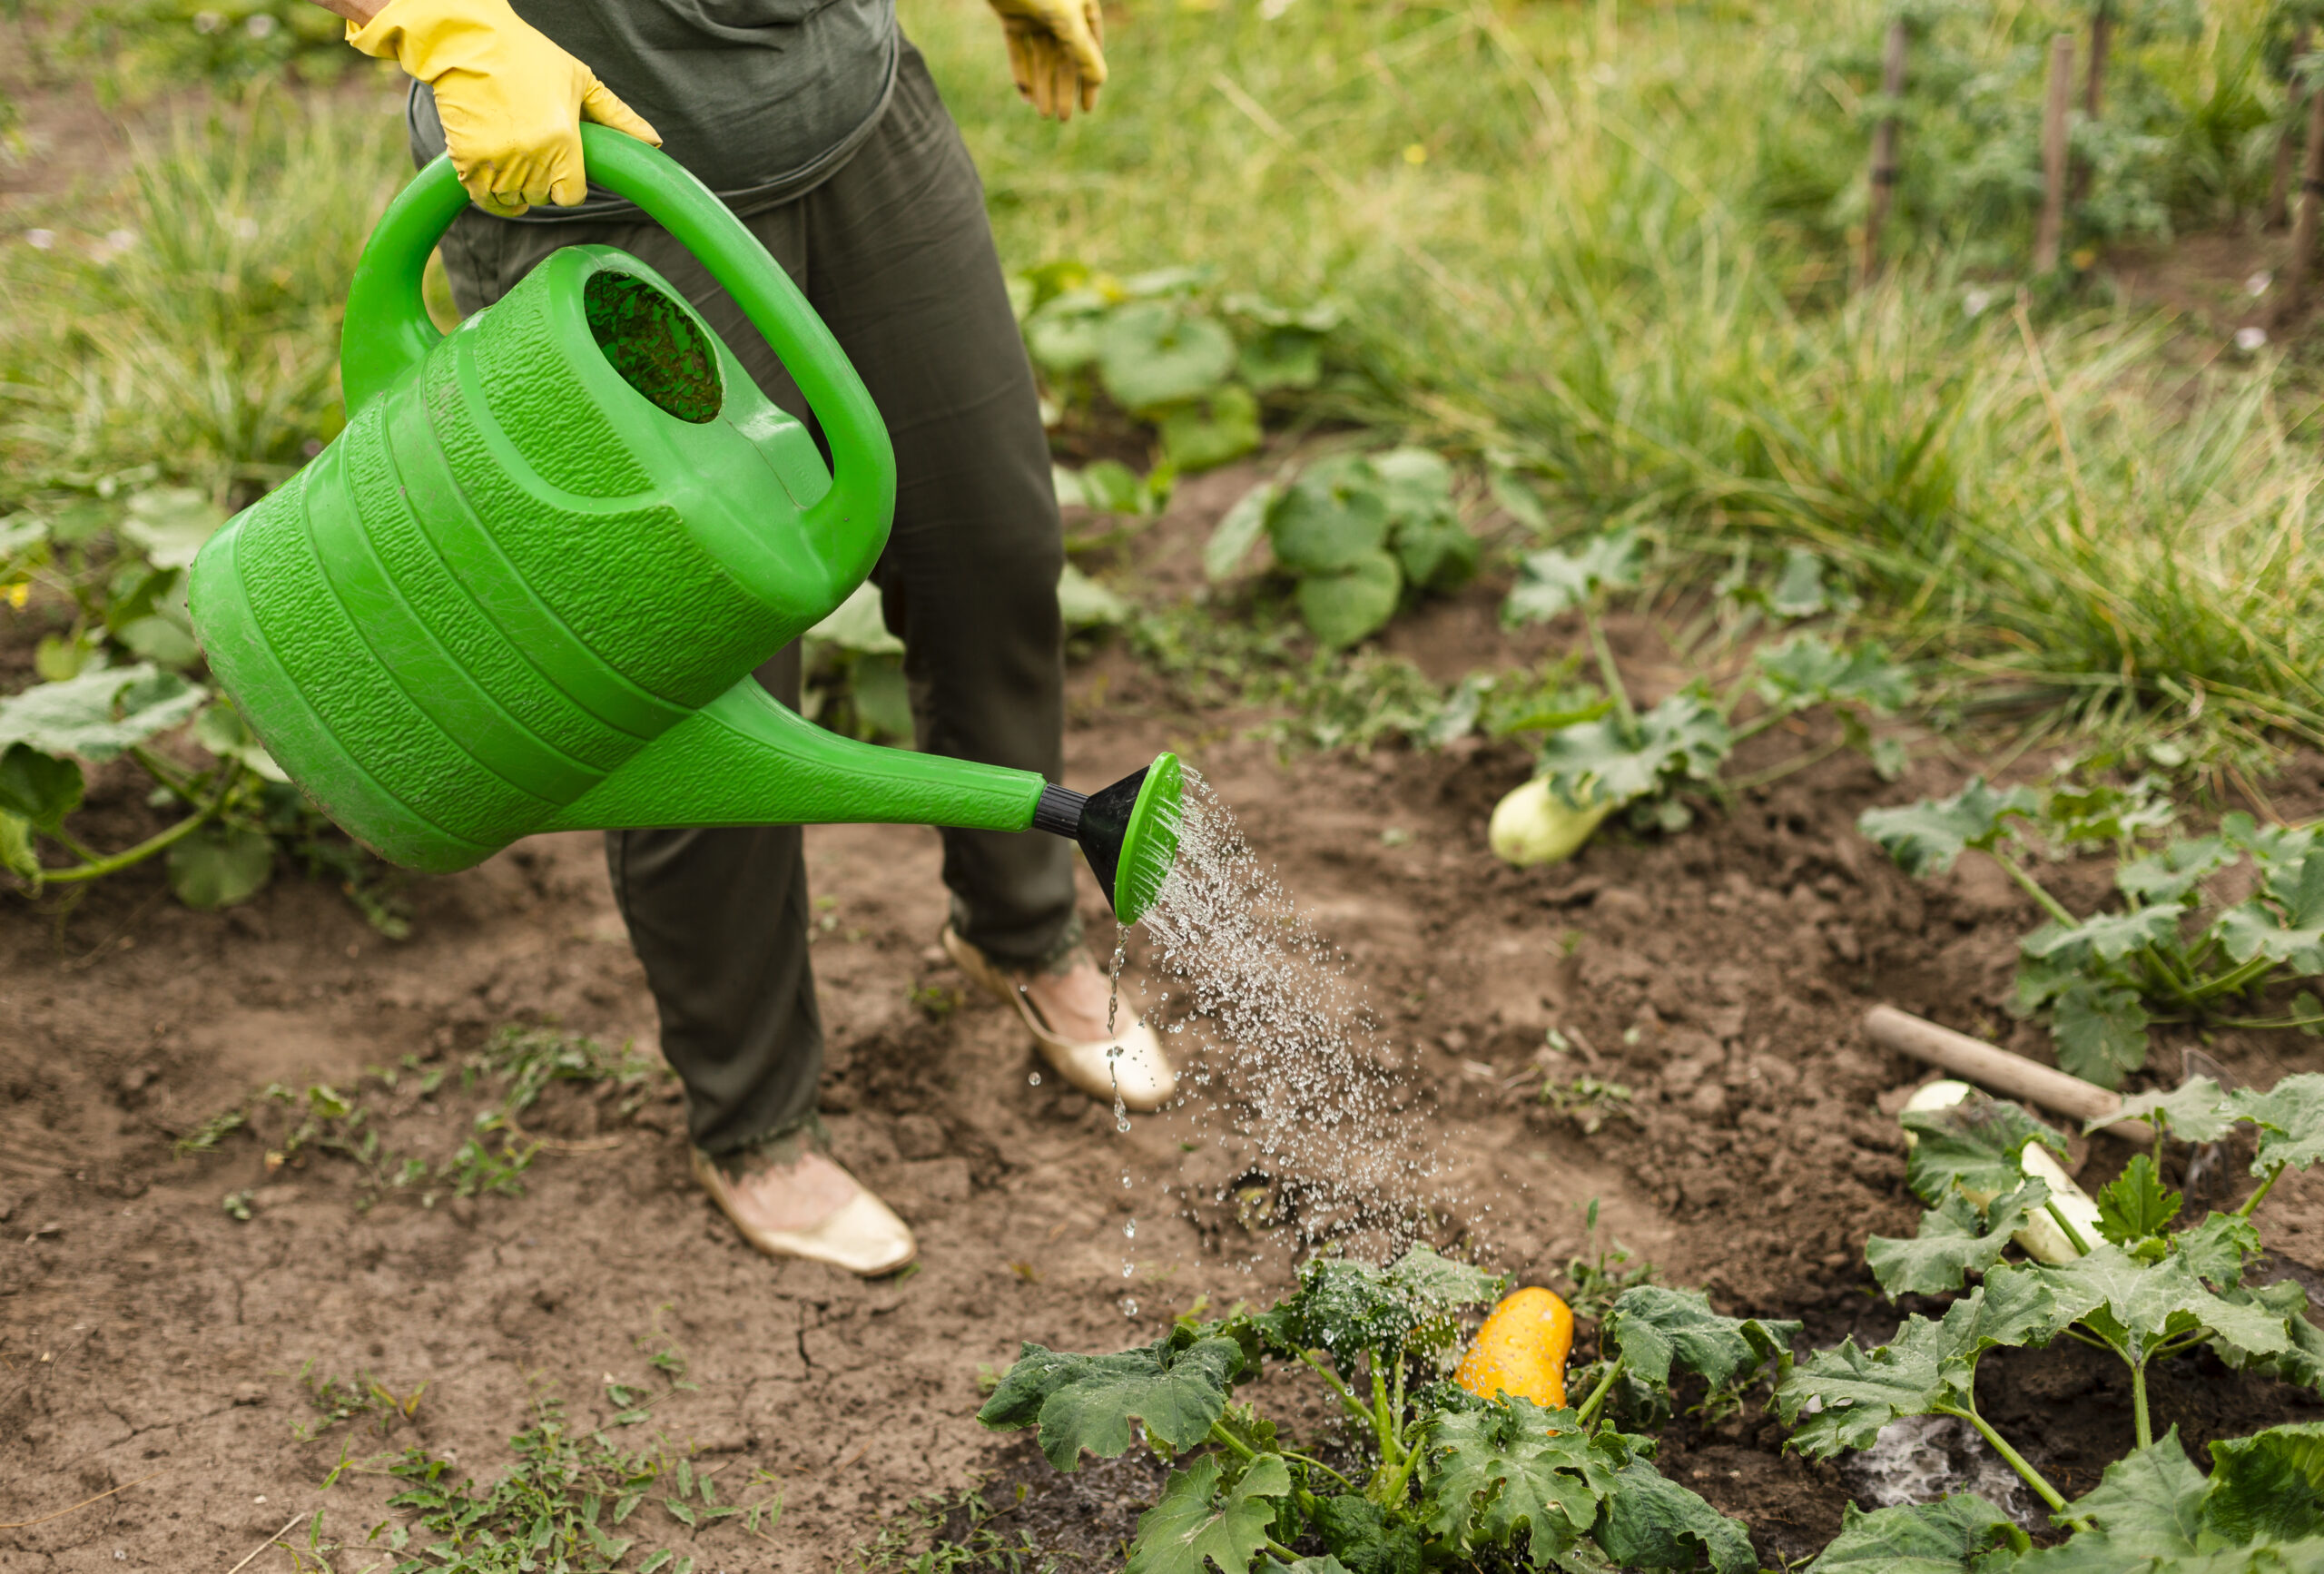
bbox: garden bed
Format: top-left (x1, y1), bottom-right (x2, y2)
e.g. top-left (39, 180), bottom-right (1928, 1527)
top-left (7, 484), bottom-right (2324, 1571)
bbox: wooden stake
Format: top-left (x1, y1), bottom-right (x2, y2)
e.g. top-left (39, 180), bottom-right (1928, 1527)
top-left (2084, 6), bottom-right (2111, 118)
top-left (2273, 25), bottom-right (2315, 231)
top-left (2284, 67), bottom-right (2324, 319)
top-left (2035, 34), bottom-right (2074, 274)
top-left (1862, 17), bottom-right (1909, 282)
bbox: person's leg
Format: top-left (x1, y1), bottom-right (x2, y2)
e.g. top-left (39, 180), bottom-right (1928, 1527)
top-left (791, 44), bottom-right (1080, 971)
top-left (778, 44), bottom-right (1171, 1105)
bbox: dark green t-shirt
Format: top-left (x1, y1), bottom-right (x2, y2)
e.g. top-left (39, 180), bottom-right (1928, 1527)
top-left (409, 0), bottom-right (899, 220)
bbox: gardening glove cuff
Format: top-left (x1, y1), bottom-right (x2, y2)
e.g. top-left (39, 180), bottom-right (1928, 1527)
top-left (987, 0), bottom-right (1107, 119)
top-left (346, 0), bottom-right (660, 218)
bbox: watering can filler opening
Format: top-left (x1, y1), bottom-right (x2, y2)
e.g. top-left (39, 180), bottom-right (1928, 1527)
top-left (186, 127), bottom-right (1181, 926)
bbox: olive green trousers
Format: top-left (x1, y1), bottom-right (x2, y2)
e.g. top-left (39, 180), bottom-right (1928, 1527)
top-left (437, 43), bottom-right (1077, 1156)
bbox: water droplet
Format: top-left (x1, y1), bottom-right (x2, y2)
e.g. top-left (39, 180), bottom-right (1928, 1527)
top-left (1027, 1071), bottom-right (1041, 1086)
top-left (1122, 1298), bottom-right (1137, 1317)
top-left (1125, 1218), bottom-right (1137, 1239)
top-left (1120, 1172), bottom-right (1133, 1188)
top-left (1122, 1260), bottom-right (1135, 1277)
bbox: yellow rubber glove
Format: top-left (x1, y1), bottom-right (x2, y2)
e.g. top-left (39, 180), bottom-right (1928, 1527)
top-left (346, 0), bottom-right (660, 218)
top-left (988, 0), bottom-right (1107, 121)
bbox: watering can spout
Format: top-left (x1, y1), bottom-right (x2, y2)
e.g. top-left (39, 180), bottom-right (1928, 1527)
top-left (1029, 754), bottom-right (1185, 927)
top-left (530, 679), bottom-right (1185, 926)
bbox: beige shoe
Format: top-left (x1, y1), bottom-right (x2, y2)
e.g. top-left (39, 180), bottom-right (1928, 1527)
top-left (691, 1148), bottom-right (917, 1277)
top-left (942, 924), bottom-right (1177, 1112)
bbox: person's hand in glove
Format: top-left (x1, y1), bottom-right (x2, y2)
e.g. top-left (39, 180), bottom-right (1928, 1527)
top-left (988, 0), bottom-right (1107, 121)
top-left (337, 0), bottom-right (660, 217)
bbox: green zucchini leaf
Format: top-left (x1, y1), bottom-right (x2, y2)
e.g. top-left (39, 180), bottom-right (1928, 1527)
top-left (2102, 1076), bottom-right (2238, 1142)
top-left (1536, 690), bottom-right (1731, 813)
top-left (2230, 1075), bottom-right (2324, 1176)
top-left (1269, 455), bottom-right (1390, 574)
top-left (1857, 779), bottom-right (2040, 878)
top-left (1802, 1493), bottom-right (2028, 1572)
top-left (167, 821), bottom-right (275, 910)
top-left (1866, 1181), bottom-right (2051, 1298)
top-left (1125, 1454), bottom-right (1291, 1574)
top-left (976, 1333), bottom-right (1245, 1471)
top-left (1754, 635), bottom-right (1915, 715)
top-left (1097, 301), bottom-right (1236, 413)
top-left (0, 663), bottom-right (204, 763)
top-left (2067, 1426), bottom-right (2207, 1549)
top-left (2201, 1422), bottom-right (2324, 1546)
top-left (2095, 1155), bottom-right (2180, 1247)
top-left (1295, 550), bottom-right (1402, 650)
top-left (1421, 1396), bottom-right (1607, 1566)
top-left (2039, 1245), bottom-right (2290, 1368)
top-left (1590, 1456), bottom-right (1756, 1574)
top-left (0, 742), bottom-right (84, 831)
top-left (2117, 836), bottom-right (2234, 907)
top-left (1272, 1244), bottom-right (1504, 1372)
top-left (2050, 979), bottom-right (2152, 1089)
top-left (1777, 1281), bottom-right (2067, 1459)
top-left (1202, 482), bottom-right (1277, 583)
top-left (1600, 1284), bottom-right (1800, 1390)
top-left (1900, 1095), bottom-right (2068, 1206)
top-left (1502, 528), bottom-right (1645, 626)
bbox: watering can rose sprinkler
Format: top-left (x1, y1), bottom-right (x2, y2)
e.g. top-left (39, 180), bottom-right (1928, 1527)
top-left (185, 128), bottom-right (1182, 924)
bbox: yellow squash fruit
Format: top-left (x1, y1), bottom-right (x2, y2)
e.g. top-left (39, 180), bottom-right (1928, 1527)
top-left (1455, 1286), bottom-right (1575, 1409)
top-left (1489, 777), bottom-right (1613, 869)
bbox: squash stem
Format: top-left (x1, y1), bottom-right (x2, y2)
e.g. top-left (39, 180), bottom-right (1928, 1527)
top-left (1572, 1355), bottom-right (1627, 1431)
top-left (36, 770), bottom-right (233, 885)
top-left (1297, 1350), bottom-right (1374, 1429)
top-left (2239, 1164), bottom-right (2286, 1220)
top-left (1207, 1421), bottom-right (1258, 1462)
top-left (2130, 1361), bottom-right (2152, 1451)
top-left (1939, 1401), bottom-right (2077, 1522)
top-left (1992, 849), bottom-right (2081, 928)
top-left (2042, 1199), bottom-right (2093, 1257)
top-left (1583, 604), bottom-right (1638, 733)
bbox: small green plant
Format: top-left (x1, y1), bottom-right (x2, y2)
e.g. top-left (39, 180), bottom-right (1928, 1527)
top-left (847, 1485), bottom-right (1051, 1574)
top-left (190, 1032), bottom-right (662, 1216)
top-left (1564, 1198), bottom-right (1661, 1323)
top-left (290, 1359), bottom-right (426, 1442)
top-left (978, 1242), bottom-right (1785, 1573)
top-left (1499, 530), bottom-right (1912, 840)
top-left (1540, 1075), bottom-right (1638, 1136)
top-left (366, 1402), bottom-right (773, 1572)
top-left (1861, 778), bottom-right (2324, 1087)
top-left (1205, 448), bottom-right (1480, 649)
top-left (1776, 1083), bottom-right (2324, 1570)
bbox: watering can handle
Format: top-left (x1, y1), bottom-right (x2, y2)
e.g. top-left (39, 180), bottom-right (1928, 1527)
top-left (339, 125), bottom-right (894, 551)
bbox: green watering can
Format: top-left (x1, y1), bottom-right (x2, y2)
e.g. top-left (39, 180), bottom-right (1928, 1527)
top-left (187, 127), bottom-right (1181, 923)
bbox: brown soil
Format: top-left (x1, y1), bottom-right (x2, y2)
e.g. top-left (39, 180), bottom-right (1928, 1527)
top-left (9, 477), bottom-right (2324, 1573)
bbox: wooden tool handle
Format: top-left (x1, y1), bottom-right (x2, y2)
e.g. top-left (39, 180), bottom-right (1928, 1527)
top-left (1865, 1005), bottom-right (2154, 1144)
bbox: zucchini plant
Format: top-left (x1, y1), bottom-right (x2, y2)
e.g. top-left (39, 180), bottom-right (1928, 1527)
top-left (1205, 448), bottom-right (1482, 650)
top-left (1859, 776), bottom-right (2323, 1087)
top-left (1778, 1082), bottom-right (2324, 1572)
top-left (977, 1244), bottom-right (1797, 1573)
top-left (3, 481), bottom-right (407, 926)
top-left (1015, 261), bottom-right (1342, 478)
top-left (1492, 529), bottom-right (1913, 858)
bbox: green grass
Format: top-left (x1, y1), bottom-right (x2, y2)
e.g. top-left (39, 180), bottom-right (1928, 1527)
top-left (0, 85), bottom-right (401, 506)
top-left (4, 5), bottom-right (2319, 759)
top-left (908, 0), bottom-right (2324, 752)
